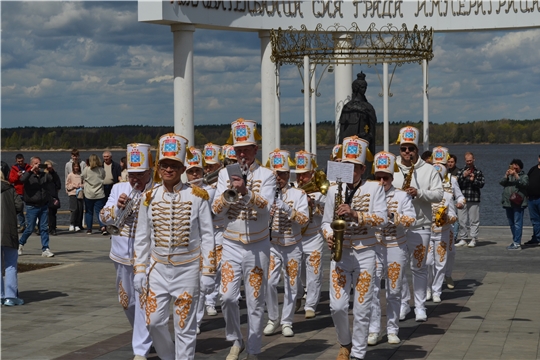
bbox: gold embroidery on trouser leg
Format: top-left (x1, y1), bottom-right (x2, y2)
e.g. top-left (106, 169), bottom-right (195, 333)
top-left (331, 266), bottom-right (347, 300)
top-left (268, 255), bottom-right (275, 279)
top-left (174, 291), bottom-right (193, 329)
top-left (448, 237), bottom-right (453, 251)
top-left (249, 266), bottom-right (264, 298)
top-left (413, 244), bottom-right (426, 268)
top-left (309, 250), bottom-right (321, 275)
top-left (118, 280), bottom-right (129, 310)
top-left (221, 261), bottom-right (233, 293)
top-left (286, 259), bottom-right (299, 286)
top-left (356, 270), bottom-right (372, 304)
top-left (387, 262), bottom-right (401, 289)
top-left (437, 241), bottom-right (447, 262)
top-left (216, 247), bottom-right (222, 264)
top-left (145, 288), bottom-right (157, 325)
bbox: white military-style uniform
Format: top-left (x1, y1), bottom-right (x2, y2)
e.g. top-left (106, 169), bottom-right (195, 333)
top-left (134, 182), bottom-right (216, 360)
top-left (267, 184), bottom-right (309, 327)
top-left (369, 187), bottom-right (416, 337)
top-left (444, 175), bottom-right (466, 279)
top-left (321, 180), bottom-right (387, 359)
top-left (100, 180), bottom-right (153, 358)
top-left (212, 161), bottom-right (276, 355)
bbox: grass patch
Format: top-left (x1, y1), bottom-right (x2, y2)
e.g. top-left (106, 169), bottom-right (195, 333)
top-left (18, 263), bottom-right (61, 273)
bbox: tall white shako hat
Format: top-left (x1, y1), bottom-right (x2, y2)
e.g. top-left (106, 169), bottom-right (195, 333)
top-left (158, 133), bottom-right (189, 164)
top-left (431, 146), bottom-right (450, 165)
top-left (295, 150), bottom-right (317, 173)
top-left (229, 118), bottom-right (262, 147)
top-left (330, 144), bottom-right (343, 161)
top-left (127, 143), bottom-right (152, 172)
top-left (373, 151), bottom-right (399, 175)
top-left (432, 162), bottom-right (448, 180)
top-left (342, 136), bottom-right (372, 165)
top-left (185, 147), bottom-right (204, 171)
top-left (396, 126), bottom-right (420, 147)
top-left (268, 149), bottom-right (295, 172)
top-left (223, 144), bottom-right (237, 160)
top-left (203, 143), bottom-right (222, 165)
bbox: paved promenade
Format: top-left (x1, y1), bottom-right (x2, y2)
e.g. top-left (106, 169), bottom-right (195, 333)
top-left (2, 226), bottom-right (538, 360)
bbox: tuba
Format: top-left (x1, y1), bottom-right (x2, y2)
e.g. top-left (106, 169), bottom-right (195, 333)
top-left (331, 180), bottom-right (347, 262)
top-left (106, 188), bottom-right (141, 236)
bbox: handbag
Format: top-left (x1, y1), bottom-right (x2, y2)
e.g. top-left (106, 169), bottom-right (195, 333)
top-left (50, 197), bottom-right (61, 209)
top-left (509, 191), bottom-right (524, 206)
top-left (76, 188), bottom-right (84, 200)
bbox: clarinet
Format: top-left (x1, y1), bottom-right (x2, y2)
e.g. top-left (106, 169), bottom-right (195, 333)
top-left (269, 186), bottom-right (280, 241)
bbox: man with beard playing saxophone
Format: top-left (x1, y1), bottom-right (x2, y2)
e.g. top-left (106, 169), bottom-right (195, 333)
top-left (393, 126), bottom-right (443, 322)
top-left (321, 136), bottom-right (387, 360)
top-left (99, 143), bottom-right (154, 360)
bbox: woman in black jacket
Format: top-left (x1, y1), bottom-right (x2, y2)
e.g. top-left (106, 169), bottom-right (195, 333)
top-left (44, 160), bottom-right (62, 236)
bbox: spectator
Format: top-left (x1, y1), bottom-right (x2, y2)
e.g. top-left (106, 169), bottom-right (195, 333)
top-left (44, 160), bottom-right (62, 236)
top-left (447, 154), bottom-right (460, 177)
top-left (17, 157), bottom-right (55, 258)
top-left (455, 152), bottom-right (485, 248)
top-left (8, 154), bottom-right (31, 232)
top-left (102, 151), bottom-right (121, 198)
top-left (1, 172), bottom-right (25, 306)
top-left (500, 159), bottom-right (529, 250)
top-left (524, 155), bottom-right (540, 245)
top-left (64, 149), bottom-right (86, 183)
top-left (66, 162), bottom-right (84, 232)
top-left (119, 156), bottom-right (128, 182)
top-left (82, 154), bottom-right (107, 235)
top-left (1, 161), bottom-right (10, 179)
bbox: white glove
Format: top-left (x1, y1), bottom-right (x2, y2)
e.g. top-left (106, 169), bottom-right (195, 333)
top-left (275, 199), bottom-right (291, 214)
top-left (133, 273), bottom-right (146, 294)
top-left (200, 275), bottom-right (216, 295)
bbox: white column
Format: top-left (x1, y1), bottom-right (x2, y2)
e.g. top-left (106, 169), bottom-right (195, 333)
top-left (304, 56), bottom-right (310, 152)
top-left (310, 63), bottom-right (317, 155)
top-left (423, 59), bottom-right (429, 151)
top-left (260, 31), bottom-right (277, 159)
top-left (333, 33), bottom-right (353, 145)
top-left (383, 63), bottom-right (389, 152)
top-left (171, 24), bottom-right (195, 146)
top-left (274, 66), bottom-right (281, 150)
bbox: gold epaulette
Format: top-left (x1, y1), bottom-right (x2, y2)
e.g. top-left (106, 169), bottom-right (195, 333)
top-left (191, 185), bottom-right (209, 200)
top-left (143, 185), bottom-right (160, 206)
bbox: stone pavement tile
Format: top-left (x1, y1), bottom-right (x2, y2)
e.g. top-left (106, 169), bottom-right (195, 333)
top-left (463, 344), bottom-right (504, 360)
top-left (441, 319), bottom-right (482, 331)
top-left (388, 349), bottom-right (429, 360)
top-left (478, 320), bottom-right (512, 331)
top-left (500, 331), bottom-right (540, 359)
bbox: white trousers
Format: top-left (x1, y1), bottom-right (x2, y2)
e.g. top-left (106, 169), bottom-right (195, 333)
top-left (445, 231), bottom-right (456, 277)
top-left (267, 243), bottom-right (303, 326)
top-left (426, 230), bottom-right (449, 297)
top-left (330, 247), bottom-right (376, 360)
top-left (220, 239), bottom-right (270, 355)
top-left (144, 259), bottom-right (200, 360)
top-left (205, 229), bottom-right (224, 307)
top-left (114, 263), bottom-right (152, 357)
top-left (298, 234), bottom-right (324, 312)
top-left (458, 202), bottom-right (480, 240)
top-left (368, 243), bottom-right (407, 335)
top-left (197, 244), bottom-right (223, 327)
top-left (401, 229), bottom-right (431, 311)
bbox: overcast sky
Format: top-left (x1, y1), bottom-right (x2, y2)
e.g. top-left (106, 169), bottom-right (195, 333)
top-left (2, 1), bottom-right (539, 129)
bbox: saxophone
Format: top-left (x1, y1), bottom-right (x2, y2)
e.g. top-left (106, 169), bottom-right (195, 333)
top-left (330, 180), bottom-right (347, 262)
top-left (434, 205), bottom-right (448, 227)
top-left (402, 161), bottom-right (415, 191)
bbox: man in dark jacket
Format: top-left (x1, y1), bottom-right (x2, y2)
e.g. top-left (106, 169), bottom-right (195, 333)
top-left (8, 154), bottom-right (31, 232)
top-left (18, 156), bottom-right (55, 258)
top-left (102, 151), bottom-right (121, 199)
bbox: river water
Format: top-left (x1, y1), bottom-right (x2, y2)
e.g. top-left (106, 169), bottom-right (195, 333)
top-left (2, 144), bottom-right (538, 226)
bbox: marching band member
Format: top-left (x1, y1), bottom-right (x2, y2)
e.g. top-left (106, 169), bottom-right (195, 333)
top-left (367, 151), bottom-right (416, 346)
top-left (330, 144), bottom-right (343, 162)
top-left (264, 149), bottom-right (309, 337)
top-left (321, 136), bottom-right (387, 360)
top-left (100, 143), bottom-right (154, 360)
top-left (223, 144), bottom-right (238, 166)
top-left (212, 119), bottom-right (276, 360)
top-left (431, 147), bottom-right (465, 290)
top-left (133, 134), bottom-right (216, 360)
top-left (392, 126), bottom-right (443, 322)
top-left (426, 163), bottom-right (458, 303)
top-left (294, 150), bottom-right (327, 319)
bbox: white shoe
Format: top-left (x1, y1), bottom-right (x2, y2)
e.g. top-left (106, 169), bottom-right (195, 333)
top-left (445, 276), bottom-right (455, 289)
top-left (415, 308), bottom-right (427, 322)
top-left (455, 240), bottom-right (468, 247)
top-left (18, 245), bottom-right (23, 256)
top-left (206, 305), bottom-right (218, 316)
top-left (196, 326), bottom-right (200, 335)
top-left (426, 289), bottom-right (432, 301)
top-left (69, 225), bottom-right (75, 232)
top-left (75, 226), bottom-right (81, 232)
top-left (263, 320), bottom-right (279, 336)
top-left (432, 294), bottom-right (442, 303)
top-left (42, 248), bottom-right (55, 258)
top-left (282, 324), bottom-right (294, 337)
top-left (133, 356), bottom-right (147, 360)
top-left (367, 332), bottom-right (379, 345)
top-left (226, 344), bottom-right (245, 360)
top-left (399, 304), bottom-right (411, 321)
top-left (387, 333), bottom-right (401, 344)
top-left (468, 239), bottom-right (477, 248)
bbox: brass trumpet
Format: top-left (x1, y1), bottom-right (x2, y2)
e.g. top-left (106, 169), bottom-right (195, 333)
top-left (331, 180), bottom-right (346, 262)
top-left (107, 188), bottom-right (141, 236)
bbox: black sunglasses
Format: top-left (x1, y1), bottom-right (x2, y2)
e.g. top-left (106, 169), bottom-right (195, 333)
top-left (400, 146), bottom-right (416, 152)
top-left (375, 175), bottom-right (390, 181)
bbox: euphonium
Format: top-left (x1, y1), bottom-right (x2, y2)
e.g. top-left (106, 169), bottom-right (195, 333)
top-left (106, 188), bottom-right (141, 236)
top-left (299, 170), bottom-right (330, 196)
top-left (331, 180), bottom-right (347, 262)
